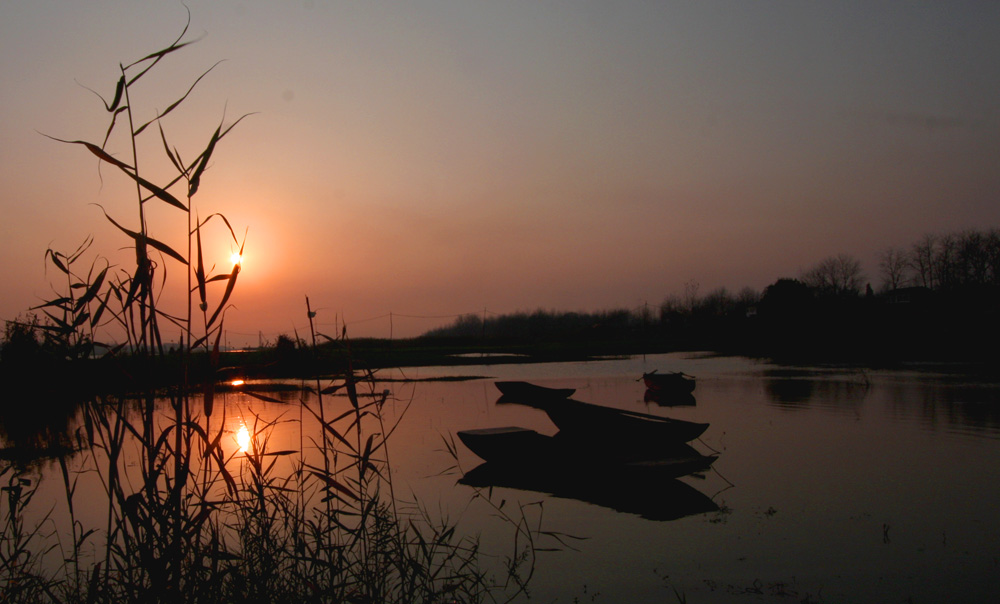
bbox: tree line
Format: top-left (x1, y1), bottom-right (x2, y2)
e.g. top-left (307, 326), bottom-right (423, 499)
top-left (879, 229), bottom-right (1000, 292)
top-left (423, 227), bottom-right (1000, 363)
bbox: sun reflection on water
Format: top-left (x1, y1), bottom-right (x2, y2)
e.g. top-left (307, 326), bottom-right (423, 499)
top-left (236, 424), bottom-right (251, 453)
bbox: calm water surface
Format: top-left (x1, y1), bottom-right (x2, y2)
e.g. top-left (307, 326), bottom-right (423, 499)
top-left (375, 353), bottom-right (1000, 603)
top-left (10, 353), bottom-right (1000, 602)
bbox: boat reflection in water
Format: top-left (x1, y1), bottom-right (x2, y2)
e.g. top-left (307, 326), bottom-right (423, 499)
top-left (642, 370), bottom-right (696, 394)
top-left (459, 457), bottom-right (719, 522)
top-left (643, 388), bottom-right (696, 407)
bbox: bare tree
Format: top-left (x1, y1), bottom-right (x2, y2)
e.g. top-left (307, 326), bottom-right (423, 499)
top-left (879, 247), bottom-right (910, 291)
top-left (695, 287), bottom-right (732, 316)
top-left (683, 279), bottom-right (700, 314)
top-left (957, 230), bottom-right (991, 286)
top-left (987, 229), bottom-right (1000, 286)
top-left (935, 233), bottom-right (960, 289)
top-left (910, 234), bottom-right (937, 288)
top-left (736, 286), bottom-right (761, 308)
top-left (801, 254), bottom-right (865, 297)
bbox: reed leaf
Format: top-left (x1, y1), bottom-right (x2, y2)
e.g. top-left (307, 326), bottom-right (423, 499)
top-left (67, 236), bottom-right (94, 263)
top-left (132, 171), bottom-right (188, 212)
top-left (260, 450), bottom-right (298, 458)
top-left (157, 119), bottom-right (186, 175)
top-left (185, 112), bottom-right (254, 196)
top-left (211, 319), bottom-right (224, 366)
top-left (109, 75), bottom-right (126, 112)
top-left (301, 405), bottom-right (356, 452)
top-left (102, 106), bottom-right (128, 149)
top-left (90, 289), bottom-right (112, 328)
top-left (195, 220), bottom-right (208, 311)
top-left (71, 310), bottom-right (90, 329)
top-left (45, 249), bottom-right (70, 274)
top-left (30, 296), bottom-right (72, 311)
top-left (99, 207), bottom-right (188, 265)
top-left (309, 470), bottom-right (357, 501)
top-left (203, 382), bottom-right (214, 417)
top-left (346, 375), bottom-right (359, 409)
top-left (45, 135), bottom-right (132, 171)
top-left (188, 122), bottom-right (220, 197)
top-left (358, 435), bottom-right (377, 482)
top-left (243, 390), bottom-right (287, 405)
top-left (316, 331), bottom-right (338, 344)
top-left (133, 61), bottom-right (222, 138)
top-left (194, 212), bottom-right (238, 241)
top-left (75, 265), bottom-right (108, 311)
top-left (76, 75), bottom-right (126, 116)
top-left (40, 309), bottom-right (71, 330)
top-left (206, 263), bottom-right (239, 328)
top-left (48, 135), bottom-right (190, 211)
top-left (189, 327), bottom-right (215, 351)
top-left (123, 10), bottom-right (193, 82)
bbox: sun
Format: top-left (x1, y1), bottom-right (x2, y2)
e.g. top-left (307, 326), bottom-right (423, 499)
top-left (230, 252), bottom-right (243, 266)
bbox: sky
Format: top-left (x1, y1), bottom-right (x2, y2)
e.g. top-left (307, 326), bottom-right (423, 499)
top-left (2, 1), bottom-right (999, 344)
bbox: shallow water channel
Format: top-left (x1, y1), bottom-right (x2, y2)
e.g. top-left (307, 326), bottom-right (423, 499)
top-left (6, 352), bottom-right (1000, 602)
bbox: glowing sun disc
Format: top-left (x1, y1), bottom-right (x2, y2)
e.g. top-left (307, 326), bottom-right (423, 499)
top-left (230, 252), bottom-right (243, 266)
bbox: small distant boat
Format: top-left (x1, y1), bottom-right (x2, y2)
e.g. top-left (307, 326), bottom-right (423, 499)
top-left (544, 398), bottom-right (708, 445)
top-left (494, 381), bottom-right (575, 400)
top-left (642, 370), bottom-right (696, 394)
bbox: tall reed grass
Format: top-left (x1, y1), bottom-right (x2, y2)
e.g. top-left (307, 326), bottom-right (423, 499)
top-left (2, 14), bottom-right (537, 603)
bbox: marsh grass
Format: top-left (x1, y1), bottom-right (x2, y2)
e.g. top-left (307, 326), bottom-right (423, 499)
top-left (2, 14), bottom-right (537, 603)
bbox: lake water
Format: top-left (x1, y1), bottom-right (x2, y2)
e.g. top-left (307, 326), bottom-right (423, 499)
top-left (384, 353), bottom-right (1000, 603)
top-left (6, 352), bottom-right (1000, 602)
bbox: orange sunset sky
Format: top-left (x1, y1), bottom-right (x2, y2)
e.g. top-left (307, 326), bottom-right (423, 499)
top-left (2, 1), bottom-right (999, 345)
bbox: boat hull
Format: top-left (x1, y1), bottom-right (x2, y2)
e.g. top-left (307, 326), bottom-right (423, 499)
top-left (457, 426), bottom-right (716, 469)
top-left (494, 381), bottom-right (575, 400)
top-left (544, 399), bottom-right (709, 445)
top-left (457, 427), bottom-right (556, 465)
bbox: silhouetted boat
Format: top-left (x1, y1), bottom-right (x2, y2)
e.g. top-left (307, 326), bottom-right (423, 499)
top-left (494, 381), bottom-right (575, 400)
top-left (544, 398), bottom-right (709, 445)
top-left (457, 426), bottom-right (717, 470)
top-left (459, 461), bottom-right (720, 521)
top-left (642, 370), bottom-right (696, 394)
top-left (457, 427), bottom-right (556, 465)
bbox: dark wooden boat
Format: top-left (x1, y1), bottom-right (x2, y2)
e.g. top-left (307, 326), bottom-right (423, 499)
top-left (544, 398), bottom-right (709, 445)
top-left (642, 370), bottom-right (696, 394)
top-left (456, 427), bottom-right (556, 465)
top-left (494, 381), bottom-right (575, 400)
top-left (457, 426), bottom-right (716, 470)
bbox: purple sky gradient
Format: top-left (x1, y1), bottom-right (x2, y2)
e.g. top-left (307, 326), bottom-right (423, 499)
top-left (2, 1), bottom-right (998, 343)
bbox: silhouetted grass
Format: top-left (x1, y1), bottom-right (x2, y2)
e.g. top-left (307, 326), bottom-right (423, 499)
top-left (1, 15), bottom-right (535, 603)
